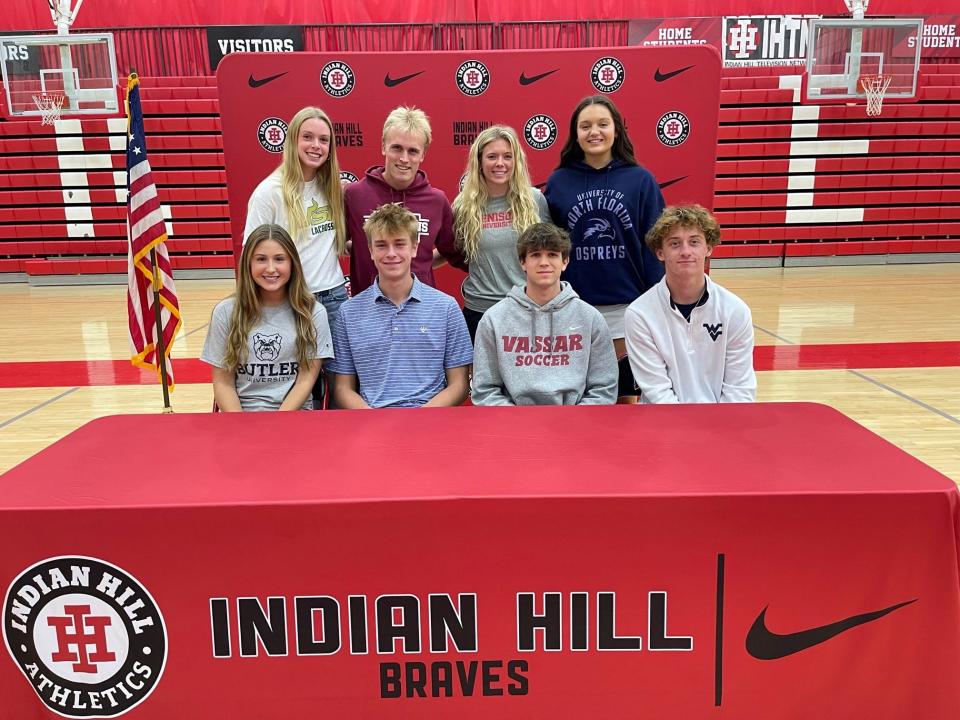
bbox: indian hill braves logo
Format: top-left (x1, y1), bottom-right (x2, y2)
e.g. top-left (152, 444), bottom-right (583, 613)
top-left (657, 111), bottom-right (690, 147)
top-left (523, 114), bottom-right (558, 151)
top-left (257, 117), bottom-right (287, 153)
top-left (703, 323), bottom-right (723, 341)
top-left (455, 60), bottom-right (490, 96)
top-left (3, 556), bottom-right (166, 718)
top-left (590, 56), bottom-right (625, 93)
top-left (320, 60), bottom-right (356, 97)
top-left (254, 333), bottom-right (282, 361)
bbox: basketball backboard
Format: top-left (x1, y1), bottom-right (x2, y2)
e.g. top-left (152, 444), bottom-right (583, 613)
top-left (0, 32), bottom-right (119, 118)
top-left (803, 18), bottom-right (923, 101)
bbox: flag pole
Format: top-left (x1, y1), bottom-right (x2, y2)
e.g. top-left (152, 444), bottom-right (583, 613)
top-left (150, 245), bottom-right (173, 412)
top-left (126, 68), bottom-right (180, 413)
top-left (131, 68), bottom-right (171, 412)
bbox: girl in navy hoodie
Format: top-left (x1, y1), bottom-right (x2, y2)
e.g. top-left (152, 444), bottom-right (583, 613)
top-left (545, 95), bottom-right (665, 400)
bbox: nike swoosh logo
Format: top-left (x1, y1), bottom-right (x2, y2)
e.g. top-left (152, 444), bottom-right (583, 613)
top-left (519, 69), bottom-right (559, 86)
top-left (659, 176), bottom-right (687, 190)
top-left (654, 65), bottom-right (694, 82)
top-left (745, 599), bottom-right (916, 660)
top-left (384, 71), bottom-right (424, 87)
top-left (248, 72), bottom-right (287, 88)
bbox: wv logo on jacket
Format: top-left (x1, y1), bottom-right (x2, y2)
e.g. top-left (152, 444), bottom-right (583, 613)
top-left (703, 323), bottom-right (723, 341)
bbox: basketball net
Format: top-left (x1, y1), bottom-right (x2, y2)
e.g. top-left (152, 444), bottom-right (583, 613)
top-left (860, 74), bottom-right (892, 116)
top-left (32, 93), bottom-right (64, 124)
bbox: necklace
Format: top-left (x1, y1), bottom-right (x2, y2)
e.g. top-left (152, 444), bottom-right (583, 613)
top-left (672, 283), bottom-right (706, 323)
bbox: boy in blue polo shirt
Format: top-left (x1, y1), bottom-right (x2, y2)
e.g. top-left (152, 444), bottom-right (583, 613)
top-left (329, 203), bottom-right (473, 408)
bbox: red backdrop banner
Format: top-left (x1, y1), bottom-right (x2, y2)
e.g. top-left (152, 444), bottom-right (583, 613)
top-left (217, 46), bottom-right (721, 293)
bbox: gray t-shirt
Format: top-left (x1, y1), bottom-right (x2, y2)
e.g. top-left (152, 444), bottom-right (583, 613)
top-left (460, 187), bottom-right (550, 312)
top-left (201, 297), bottom-right (333, 411)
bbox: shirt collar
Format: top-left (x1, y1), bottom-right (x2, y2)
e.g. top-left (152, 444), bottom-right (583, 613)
top-left (669, 285), bottom-right (710, 311)
top-left (373, 275), bottom-right (423, 304)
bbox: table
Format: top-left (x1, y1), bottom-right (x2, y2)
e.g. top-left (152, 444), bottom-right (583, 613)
top-left (2, 403), bottom-right (959, 719)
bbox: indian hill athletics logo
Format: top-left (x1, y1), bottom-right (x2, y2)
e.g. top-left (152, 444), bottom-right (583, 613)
top-left (456, 60), bottom-right (490, 96)
top-left (523, 114), bottom-right (558, 151)
top-left (657, 111), bottom-right (691, 147)
top-left (257, 117), bottom-right (288, 153)
top-left (3, 556), bottom-right (166, 717)
top-left (321, 61), bottom-right (356, 97)
top-left (590, 56), bottom-right (625, 93)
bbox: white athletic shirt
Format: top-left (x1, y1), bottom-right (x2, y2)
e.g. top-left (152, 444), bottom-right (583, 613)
top-left (244, 173), bottom-right (345, 293)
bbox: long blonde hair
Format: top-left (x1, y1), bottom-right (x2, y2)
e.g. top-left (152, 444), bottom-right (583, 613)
top-left (222, 224), bottom-right (318, 372)
top-left (277, 106), bottom-right (347, 254)
top-left (453, 125), bottom-right (540, 262)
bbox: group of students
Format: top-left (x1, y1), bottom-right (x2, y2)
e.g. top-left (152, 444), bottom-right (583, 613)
top-left (201, 97), bottom-right (757, 410)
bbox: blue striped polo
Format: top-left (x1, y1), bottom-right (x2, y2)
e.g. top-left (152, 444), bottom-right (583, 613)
top-left (328, 276), bottom-right (473, 408)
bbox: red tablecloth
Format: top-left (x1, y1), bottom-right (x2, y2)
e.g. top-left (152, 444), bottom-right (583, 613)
top-left (2, 403), bottom-right (959, 719)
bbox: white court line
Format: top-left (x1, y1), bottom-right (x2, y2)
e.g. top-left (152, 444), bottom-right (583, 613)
top-left (754, 324), bottom-right (959, 425)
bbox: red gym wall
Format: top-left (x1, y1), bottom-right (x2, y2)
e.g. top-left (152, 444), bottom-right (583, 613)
top-left (0, 15), bottom-right (957, 281)
top-left (217, 46), bottom-right (721, 262)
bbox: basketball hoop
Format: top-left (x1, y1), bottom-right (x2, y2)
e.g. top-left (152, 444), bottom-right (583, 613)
top-left (860, 74), bottom-right (891, 117)
top-left (32, 93), bottom-right (64, 124)
top-left (843, 0), bottom-right (870, 20)
top-left (48, 0), bottom-right (84, 33)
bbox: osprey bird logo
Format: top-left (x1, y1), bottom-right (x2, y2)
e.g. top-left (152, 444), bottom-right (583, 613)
top-left (583, 218), bottom-right (614, 242)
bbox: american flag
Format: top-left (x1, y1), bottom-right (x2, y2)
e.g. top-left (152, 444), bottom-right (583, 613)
top-left (126, 73), bottom-right (181, 388)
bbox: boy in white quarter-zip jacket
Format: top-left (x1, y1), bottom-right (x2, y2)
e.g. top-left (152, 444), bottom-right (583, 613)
top-left (624, 205), bottom-right (756, 403)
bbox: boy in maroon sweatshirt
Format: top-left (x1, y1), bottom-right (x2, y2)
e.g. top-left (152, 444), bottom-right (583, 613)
top-left (344, 106), bottom-right (464, 294)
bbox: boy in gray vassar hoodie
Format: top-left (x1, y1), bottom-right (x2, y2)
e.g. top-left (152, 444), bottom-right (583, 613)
top-left (471, 223), bottom-right (618, 406)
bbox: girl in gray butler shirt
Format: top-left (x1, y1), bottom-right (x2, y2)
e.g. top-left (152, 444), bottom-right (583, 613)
top-left (201, 225), bottom-right (333, 411)
top-left (453, 125), bottom-right (550, 342)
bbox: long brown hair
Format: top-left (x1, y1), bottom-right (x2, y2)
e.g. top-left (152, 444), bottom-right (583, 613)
top-left (221, 224), bottom-right (318, 372)
top-left (277, 106), bottom-right (347, 254)
top-left (557, 95), bottom-right (638, 168)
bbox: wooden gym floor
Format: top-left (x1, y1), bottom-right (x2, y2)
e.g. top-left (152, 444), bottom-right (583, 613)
top-left (0, 263), bottom-right (958, 482)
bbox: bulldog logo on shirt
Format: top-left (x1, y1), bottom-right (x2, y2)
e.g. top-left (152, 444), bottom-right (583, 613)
top-left (253, 333), bottom-right (282, 361)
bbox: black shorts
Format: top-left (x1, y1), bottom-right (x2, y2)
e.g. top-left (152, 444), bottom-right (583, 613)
top-left (618, 355), bottom-right (638, 398)
top-left (463, 306), bottom-right (484, 345)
